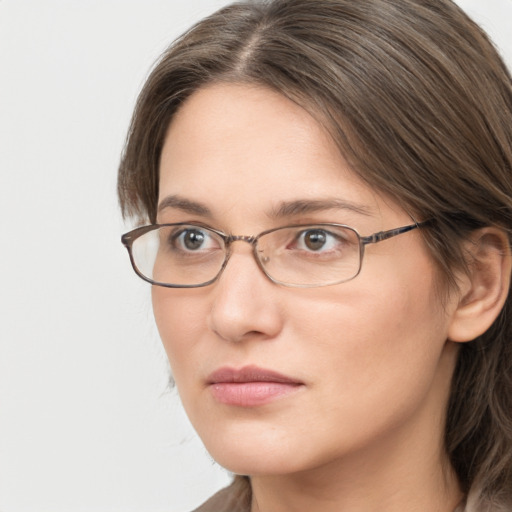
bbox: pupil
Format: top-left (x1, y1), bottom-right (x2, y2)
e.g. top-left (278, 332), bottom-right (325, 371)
top-left (305, 230), bottom-right (326, 250)
top-left (184, 230), bottom-right (204, 250)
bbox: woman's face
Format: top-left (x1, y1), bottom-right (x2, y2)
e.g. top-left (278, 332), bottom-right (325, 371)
top-left (153, 83), bottom-right (460, 477)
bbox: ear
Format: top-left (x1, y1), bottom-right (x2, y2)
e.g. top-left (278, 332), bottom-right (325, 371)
top-left (448, 228), bottom-right (511, 343)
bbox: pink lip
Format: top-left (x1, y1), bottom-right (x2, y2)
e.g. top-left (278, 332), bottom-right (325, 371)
top-left (207, 365), bottom-right (304, 407)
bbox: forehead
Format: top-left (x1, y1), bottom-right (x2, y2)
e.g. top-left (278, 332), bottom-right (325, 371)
top-left (158, 83), bottom-right (404, 227)
top-left (161, 83), bottom-right (342, 177)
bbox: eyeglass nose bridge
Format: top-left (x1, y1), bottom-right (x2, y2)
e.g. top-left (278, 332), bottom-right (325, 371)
top-left (223, 234), bottom-right (260, 258)
top-left (226, 234), bottom-right (257, 245)
top-left (216, 233), bottom-right (273, 283)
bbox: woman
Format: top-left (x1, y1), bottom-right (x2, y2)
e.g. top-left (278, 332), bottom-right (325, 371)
top-left (118, 0), bottom-right (512, 510)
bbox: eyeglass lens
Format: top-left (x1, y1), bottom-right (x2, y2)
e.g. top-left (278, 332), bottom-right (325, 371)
top-left (130, 224), bottom-right (362, 287)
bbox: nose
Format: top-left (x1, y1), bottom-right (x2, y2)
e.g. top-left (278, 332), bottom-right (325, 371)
top-left (207, 244), bottom-right (284, 343)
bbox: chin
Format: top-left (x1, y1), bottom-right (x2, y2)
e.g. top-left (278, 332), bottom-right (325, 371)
top-left (211, 450), bottom-right (304, 477)
top-left (198, 425), bottom-right (325, 477)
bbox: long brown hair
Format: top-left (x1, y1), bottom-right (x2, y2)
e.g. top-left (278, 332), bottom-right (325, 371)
top-left (118, 0), bottom-right (512, 507)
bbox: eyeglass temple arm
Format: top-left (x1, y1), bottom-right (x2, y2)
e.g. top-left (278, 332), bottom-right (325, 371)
top-left (361, 221), bottom-right (430, 245)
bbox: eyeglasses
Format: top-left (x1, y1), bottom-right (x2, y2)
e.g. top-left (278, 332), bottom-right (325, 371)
top-left (121, 222), bottom-right (427, 288)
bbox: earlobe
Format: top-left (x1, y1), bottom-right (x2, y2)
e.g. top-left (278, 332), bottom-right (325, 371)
top-left (448, 228), bottom-right (511, 343)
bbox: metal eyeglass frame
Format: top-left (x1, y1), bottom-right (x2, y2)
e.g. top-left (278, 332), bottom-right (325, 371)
top-left (121, 220), bottom-right (430, 288)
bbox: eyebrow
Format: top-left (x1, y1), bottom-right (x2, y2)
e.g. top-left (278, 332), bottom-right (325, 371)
top-left (268, 198), bottom-right (374, 219)
top-left (157, 194), bottom-right (374, 220)
top-left (158, 195), bottom-right (212, 216)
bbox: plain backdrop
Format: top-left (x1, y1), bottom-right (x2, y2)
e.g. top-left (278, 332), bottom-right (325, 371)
top-left (0, 1), bottom-right (511, 511)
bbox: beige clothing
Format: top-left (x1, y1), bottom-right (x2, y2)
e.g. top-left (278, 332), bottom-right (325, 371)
top-left (193, 477), bottom-right (511, 512)
top-left (193, 477), bottom-right (251, 512)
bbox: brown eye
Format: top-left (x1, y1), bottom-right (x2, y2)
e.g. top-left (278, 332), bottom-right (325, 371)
top-left (290, 227), bottom-right (348, 256)
top-left (303, 230), bottom-right (327, 251)
top-left (183, 229), bottom-right (205, 250)
top-left (171, 227), bottom-right (214, 252)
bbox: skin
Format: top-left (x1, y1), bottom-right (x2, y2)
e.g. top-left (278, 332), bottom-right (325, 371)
top-left (153, 83), bottom-right (466, 511)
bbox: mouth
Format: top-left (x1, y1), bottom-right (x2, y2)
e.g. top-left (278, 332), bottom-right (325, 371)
top-left (206, 365), bottom-right (304, 407)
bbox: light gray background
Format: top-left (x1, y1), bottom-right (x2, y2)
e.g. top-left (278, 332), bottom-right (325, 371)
top-left (1, 1), bottom-right (511, 511)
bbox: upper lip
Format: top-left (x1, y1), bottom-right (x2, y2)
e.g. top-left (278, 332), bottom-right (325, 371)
top-left (207, 365), bottom-right (302, 385)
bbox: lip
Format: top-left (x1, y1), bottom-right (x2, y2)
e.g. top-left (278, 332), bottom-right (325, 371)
top-left (207, 365), bottom-right (304, 407)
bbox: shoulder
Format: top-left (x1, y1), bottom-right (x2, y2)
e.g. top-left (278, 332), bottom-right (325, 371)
top-left (192, 476), bottom-right (251, 512)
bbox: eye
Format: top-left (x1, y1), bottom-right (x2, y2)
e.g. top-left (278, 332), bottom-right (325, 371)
top-left (294, 228), bottom-right (344, 252)
top-left (170, 227), bottom-right (220, 252)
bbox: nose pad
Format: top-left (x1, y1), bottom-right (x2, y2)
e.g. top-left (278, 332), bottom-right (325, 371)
top-left (259, 252), bottom-right (271, 265)
top-left (206, 247), bottom-right (283, 343)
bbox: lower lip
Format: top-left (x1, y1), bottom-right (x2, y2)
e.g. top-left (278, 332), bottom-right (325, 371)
top-left (209, 382), bottom-right (303, 407)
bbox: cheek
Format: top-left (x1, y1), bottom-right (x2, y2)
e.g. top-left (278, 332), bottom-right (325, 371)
top-left (290, 256), bottom-right (451, 414)
top-left (151, 287), bottom-right (207, 377)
